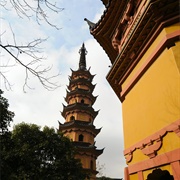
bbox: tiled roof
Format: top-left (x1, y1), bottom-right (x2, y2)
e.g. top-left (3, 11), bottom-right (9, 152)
top-left (67, 78), bottom-right (96, 92)
top-left (73, 141), bottom-right (104, 157)
top-left (85, 0), bottom-right (127, 63)
top-left (59, 120), bottom-right (101, 135)
top-left (65, 88), bottom-right (97, 104)
top-left (101, 0), bottom-right (109, 6)
top-left (61, 102), bottom-right (99, 118)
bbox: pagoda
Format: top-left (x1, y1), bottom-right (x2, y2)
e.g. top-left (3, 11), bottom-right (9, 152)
top-left (59, 43), bottom-right (103, 180)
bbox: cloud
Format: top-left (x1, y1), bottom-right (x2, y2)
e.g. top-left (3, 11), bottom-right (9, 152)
top-left (93, 6), bottom-right (106, 23)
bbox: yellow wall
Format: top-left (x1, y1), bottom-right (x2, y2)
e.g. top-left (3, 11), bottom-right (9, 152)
top-left (122, 24), bottom-right (180, 149)
top-left (129, 173), bottom-right (138, 180)
top-left (171, 41), bottom-right (180, 73)
top-left (157, 132), bottom-right (180, 156)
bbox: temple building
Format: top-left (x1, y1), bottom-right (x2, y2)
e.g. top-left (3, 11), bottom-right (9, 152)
top-left (85, 0), bottom-right (180, 180)
top-left (59, 43), bottom-right (103, 179)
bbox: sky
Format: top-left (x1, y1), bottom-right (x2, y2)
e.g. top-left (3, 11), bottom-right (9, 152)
top-left (1, 0), bottom-right (126, 178)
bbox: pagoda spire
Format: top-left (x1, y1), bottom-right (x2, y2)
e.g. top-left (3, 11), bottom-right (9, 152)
top-left (79, 43), bottom-right (87, 70)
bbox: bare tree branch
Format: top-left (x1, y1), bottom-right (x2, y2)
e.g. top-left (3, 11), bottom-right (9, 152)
top-left (8, 0), bottom-right (64, 29)
top-left (0, 0), bottom-right (63, 91)
top-left (0, 38), bottom-right (60, 92)
top-left (0, 71), bottom-right (13, 91)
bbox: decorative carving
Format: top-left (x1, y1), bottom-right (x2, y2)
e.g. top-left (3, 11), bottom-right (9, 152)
top-left (172, 124), bottom-right (180, 137)
top-left (111, 0), bottom-right (143, 52)
top-left (141, 140), bottom-right (162, 158)
top-left (124, 119), bottom-right (180, 163)
top-left (125, 151), bottom-right (133, 163)
top-left (124, 1), bottom-right (134, 23)
top-left (112, 28), bottom-right (121, 51)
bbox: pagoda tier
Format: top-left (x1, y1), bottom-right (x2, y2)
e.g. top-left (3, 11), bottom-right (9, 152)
top-left (58, 120), bottom-right (101, 137)
top-left (72, 141), bottom-right (104, 158)
top-left (65, 88), bottom-right (97, 105)
top-left (73, 142), bottom-right (104, 177)
top-left (70, 68), bottom-right (95, 81)
top-left (67, 77), bottom-right (96, 92)
top-left (61, 102), bottom-right (99, 120)
top-left (59, 43), bottom-right (103, 179)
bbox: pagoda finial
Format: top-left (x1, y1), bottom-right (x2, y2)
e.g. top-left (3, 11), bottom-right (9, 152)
top-left (84, 18), bottom-right (95, 29)
top-left (79, 43), bottom-right (87, 70)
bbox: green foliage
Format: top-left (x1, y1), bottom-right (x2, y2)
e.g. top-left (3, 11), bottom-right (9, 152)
top-left (97, 177), bottom-right (112, 180)
top-left (1, 122), bottom-right (87, 180)
top-left (0, 89), bottom-right (14, 133)
top-left (97, 177), bottom-right (122, 180)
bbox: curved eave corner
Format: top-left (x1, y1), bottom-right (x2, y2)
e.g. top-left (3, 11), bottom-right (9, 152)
top-left (101, 0), bottom-right (109, 7)
top-left (96, 148), bottom-right (104, 157)
top-left (84, 19), bottom-right (116, 64)
top-left (95, 35), bottom-right (117, 64)
top-left (84, 0), bottom-right (119, 64)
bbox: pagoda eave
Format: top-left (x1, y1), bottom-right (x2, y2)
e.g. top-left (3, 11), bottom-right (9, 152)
top-left (61, 103), bottom-right (98, 118)
top-left (85, 0), bottom-right (127, 63)
top-left (59, 121), bottom-right (101, 136)
top-left (65, 89), bottom-right (97, 104)
top-left (67, 81), bottom-right (96, 92)
top-left (74, 144), bottom-right (104, 158)
top-left (92, 35), bottom-right (117, 64)
top-left (76, 148), bottom-right (104, 158)
top-left (71, 69), bottom-right (95, 80)
top-left (69, 78), bottom-right (92, 84)
top-left (101, 0), bottom-right (109, 7)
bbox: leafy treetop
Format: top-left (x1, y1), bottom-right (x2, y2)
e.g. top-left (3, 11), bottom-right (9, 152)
top-left (1, 122), bottom-right (88, 180)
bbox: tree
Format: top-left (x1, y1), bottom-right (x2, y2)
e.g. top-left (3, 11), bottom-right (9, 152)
top-left (0, 89), bottom-right (14, 178)
top-left (0, 89), bottom-right (14, 134)
top-left (0, 0), bottom-right (63, 91)
top-left (1, 123), bottom-right (87, 179)
top-left (96, 177), bottom-right (112, 180)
